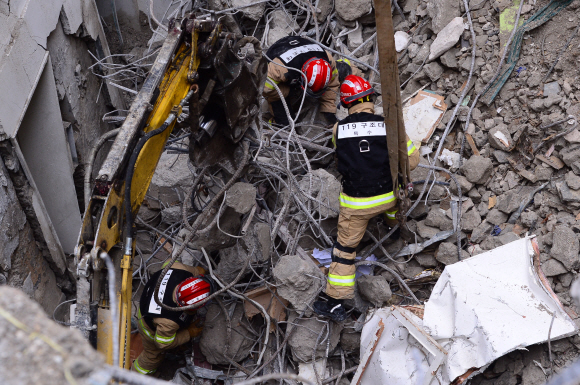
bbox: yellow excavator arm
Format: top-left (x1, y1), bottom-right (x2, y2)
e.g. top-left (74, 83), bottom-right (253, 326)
top-left (74, 14), bottom-right (266, 368)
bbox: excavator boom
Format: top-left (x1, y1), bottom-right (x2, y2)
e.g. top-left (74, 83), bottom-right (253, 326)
top-left (74, 13), bottom-right (266, 367)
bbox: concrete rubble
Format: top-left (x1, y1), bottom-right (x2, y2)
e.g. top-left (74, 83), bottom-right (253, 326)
top-left (1, 0), bottom-right (580, 382)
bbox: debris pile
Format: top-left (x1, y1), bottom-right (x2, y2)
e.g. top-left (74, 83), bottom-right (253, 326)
top-left (94, 0), bottom-right (580, 382)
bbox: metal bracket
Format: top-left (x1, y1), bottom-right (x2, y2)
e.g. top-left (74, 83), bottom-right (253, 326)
top-left (359, 140), bottom-right (370, 152)
top-left (77, 252), bottom-right (92, 278)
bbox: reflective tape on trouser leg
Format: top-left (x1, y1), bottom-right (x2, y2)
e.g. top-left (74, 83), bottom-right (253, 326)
top-left (132, 358), bottom-right (156, 375)
top-left (385, 208), bottom-right (398, 220)
top-left (326, 261), bottom-right (357, 299)
top-left (328, 273), bottom-right (356, 286)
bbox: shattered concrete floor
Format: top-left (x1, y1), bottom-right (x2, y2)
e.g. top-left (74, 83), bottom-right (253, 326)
top-left (109, 0), bottom-right (580, 381)
top-left (3, 0), bottom-right (580, 382)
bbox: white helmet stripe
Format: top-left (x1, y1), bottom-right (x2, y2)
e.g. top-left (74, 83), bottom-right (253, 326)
top-left (308, 65), bottom-right (318, 87)
top-left (186, 292), bottom-right (210, 305)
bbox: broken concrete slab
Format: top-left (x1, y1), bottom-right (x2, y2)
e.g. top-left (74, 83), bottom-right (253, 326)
top-left (232, 0), bottom-right (266, 20)
top-left (225, 182), bottom-right (256, 215)
top-left (557, 181), bottom-right (580, 204)
top-left (436, 242), bottom-right (469, 265)
top-left (429, 17), bottom-right (465, 61)
top-left (566, 171), bottom-right (580, 190)
top-left (544, 81), bottom-right (561, 98)
top-left (273, 254), bottom-right (325, 315)
top-left (550, 225), bottom-right (580, 270)
top-left (200, 303), bottom-right (254, 365)
top-left (0, 286), bottom-right (104, 384)
top-left (298, 169), bottom-right (340, 219)
top-left (424, 61), bottom-right (445, 82)
top-left (427, 0), bottom-right (462, 34)
top-left (357, 275), bottom-right (392, 307)
top-left (335, 0), bottom-right (372, 21)
top-left (150, 152), bottom-right (194, 206)
top-left (486, 208), bottom-right (508, 225)
top-left (460, 155), bottom-right (493, 184)
top-left (287, 312), bottom-right (342, 362)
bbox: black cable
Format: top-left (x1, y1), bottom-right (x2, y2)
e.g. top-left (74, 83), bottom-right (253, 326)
top-left (124, 120), bottom-right (173, 239)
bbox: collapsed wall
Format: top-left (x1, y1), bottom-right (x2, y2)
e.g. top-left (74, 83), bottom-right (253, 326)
top-left (0, 0), bottom-right (124, 315)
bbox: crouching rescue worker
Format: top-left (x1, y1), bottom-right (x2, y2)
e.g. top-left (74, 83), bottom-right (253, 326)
top-left (313, 75), bottom-right (420, 322)
top-left (335, 58), bottom-right (362, 83)
top-left (132, 262), bottom-right (214, 375)
top-left (264, 36), bottom-right (339, 126)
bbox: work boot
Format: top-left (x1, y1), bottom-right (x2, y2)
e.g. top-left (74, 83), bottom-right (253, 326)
top-left (313, 297), bottom-right (348, 322)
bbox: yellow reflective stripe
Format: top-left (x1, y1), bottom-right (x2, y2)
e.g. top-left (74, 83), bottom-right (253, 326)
top-left (337, 58), bottom-right (351, 66)
top-left (332, 134), bottom-right (336, 148)
top-left (328, 273), bottom-right (356, 286)
top-left (385, 209), bottom-right (397, 219)
top-left (339, 192), bottom-right (395, 209)
top-left (265, 77), bottom-right (279, 90)
top-left (134, 358), bottom-right (155, 374)
top-left (155, 333), bottom-right (176, 344)
top-left (407, 140), bottom-right (417, 156)
top-left (137, 309), bottom-right (154, 341)
top-left (331, 68), bottom-right (338, 80)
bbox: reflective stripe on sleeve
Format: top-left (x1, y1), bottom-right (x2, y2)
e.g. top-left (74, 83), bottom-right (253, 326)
top-left (407, 140), bottom-right (417, 156)
top-left (154, 333), bottom-right (176, 344)
top-left (328, 273), bottom-right (356, 287)
top-left (339, 192), bottom-right (395, 209)
top-left (331, 68), bottom-right (338, 80)
top-left (337, 58), bottom-right (351, 66)
top-left (265, 77), bottom-right (280, 90)
top-left (137, 308), bottom-right (154, 341)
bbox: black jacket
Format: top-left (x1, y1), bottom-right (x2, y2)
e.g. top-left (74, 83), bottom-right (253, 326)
top-left (335, 112), bottom-right (393, 197)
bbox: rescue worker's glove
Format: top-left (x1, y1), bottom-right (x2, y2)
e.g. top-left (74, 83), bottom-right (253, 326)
top-left (187, 318), bottom-right (204, 338)
top-left (322, 112), bottom-right (337, 125)
top-left (271, 100), bottom-right (290, 127)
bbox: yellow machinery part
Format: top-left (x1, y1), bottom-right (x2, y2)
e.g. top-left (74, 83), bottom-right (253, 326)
top-left (93, 42), bottom-right (194, 367)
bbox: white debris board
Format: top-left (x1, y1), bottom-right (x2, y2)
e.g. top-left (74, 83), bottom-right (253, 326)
top-left (403, 90), bottom-right (448, 146)
top-left (358, 236), bottom-right (578, 385)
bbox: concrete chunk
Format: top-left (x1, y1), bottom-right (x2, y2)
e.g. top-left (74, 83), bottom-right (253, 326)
top-left (429, 17), bottom-right (465, 61)
top-left (357, 275), bottom-right (392, 306)
top-left (226, 182), bottom-right (256, 214)
top-left (273, 255), bottom-right (325, 315)
top-left (550, 226), bottom-right (579, 270)
top-left (460, 155), bottom-right (493, 184)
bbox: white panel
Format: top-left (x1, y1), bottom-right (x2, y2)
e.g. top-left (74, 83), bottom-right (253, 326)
top-left (17, 57), bottom-right (82, 253)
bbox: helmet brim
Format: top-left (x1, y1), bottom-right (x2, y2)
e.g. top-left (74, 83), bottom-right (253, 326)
top-left (344, 88), bottom-right (375, 103)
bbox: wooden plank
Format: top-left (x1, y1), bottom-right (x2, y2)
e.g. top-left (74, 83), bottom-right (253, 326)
top-left (375, 0), bottom-right (409, 190)
top-left (536, 154), bottom-right (565, 170)
top-left (465, 133), bottom-right (480, 156)
top-left (488, 195), bottom-right (497, 209)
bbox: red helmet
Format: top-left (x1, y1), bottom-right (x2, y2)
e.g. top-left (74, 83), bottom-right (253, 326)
top-left (301, 58), bottom-right (332, 98)
top-left (340, 75), bottom-right (375, 106)
top-left (175, 276), bottom-right (212, 307)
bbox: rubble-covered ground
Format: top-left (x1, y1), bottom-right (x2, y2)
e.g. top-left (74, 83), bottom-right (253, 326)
top-left (91, 0), bottom-right (580, 383)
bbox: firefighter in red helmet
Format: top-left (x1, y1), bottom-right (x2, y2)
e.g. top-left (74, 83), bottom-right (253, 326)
top-left (313, 75), bottom-right (420, 322)
top-left (263, 36), bottom-right (339, 126)
top-left (132, 262), bottom-right (214, 375)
